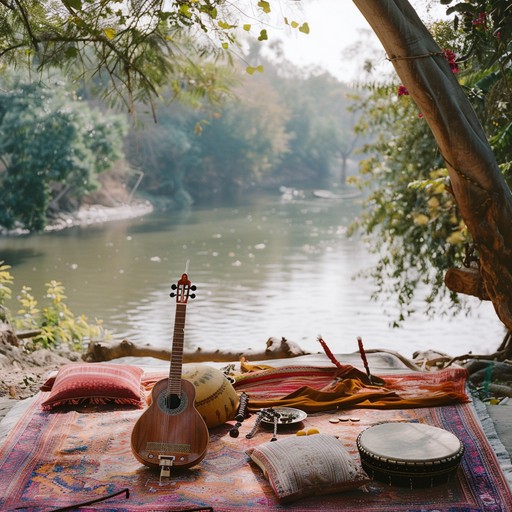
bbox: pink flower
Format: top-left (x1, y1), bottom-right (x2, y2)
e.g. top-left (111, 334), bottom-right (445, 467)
top-left (397, 85), bottom-right (409, 96)
top-left (443, 49), bottom-right (459, 74)
top-left (473, 12), bottom-right (487, 28)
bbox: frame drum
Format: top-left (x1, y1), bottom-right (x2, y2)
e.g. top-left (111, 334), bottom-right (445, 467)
top-left (357, 422), bottom-right (464, 488)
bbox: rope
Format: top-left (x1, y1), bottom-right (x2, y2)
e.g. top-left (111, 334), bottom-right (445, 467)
top-left (387, 51), bottom-right (444, 62)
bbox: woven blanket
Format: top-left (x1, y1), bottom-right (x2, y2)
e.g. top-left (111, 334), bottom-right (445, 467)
top-left (233, 365), bottom-right (470, 411)
top-left (0, 368), bottom-right (511, 511)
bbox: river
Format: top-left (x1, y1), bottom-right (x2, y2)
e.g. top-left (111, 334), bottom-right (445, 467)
top-left (0, 191), bottom-right (505, 359)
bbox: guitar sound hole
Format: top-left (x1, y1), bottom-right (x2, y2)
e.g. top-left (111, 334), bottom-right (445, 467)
top-left (166, 394), bottom-right (181, 409)
top-left (157, 390), bottom-right (188, 415)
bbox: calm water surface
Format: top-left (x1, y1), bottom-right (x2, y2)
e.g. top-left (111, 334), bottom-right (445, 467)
top-left (0, 192), bottom-right (504, 358)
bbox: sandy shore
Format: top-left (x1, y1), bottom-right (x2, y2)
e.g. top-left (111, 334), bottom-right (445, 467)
top-left (0, 341), bottom-right (83, 400)
top-left (47, 200), bottom-right (154, 232)
top-left (1, 199), bottom-right (154, 236)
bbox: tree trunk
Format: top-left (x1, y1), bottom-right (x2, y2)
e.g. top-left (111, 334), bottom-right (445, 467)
top-left (353, 0), bottom-right (512, 334)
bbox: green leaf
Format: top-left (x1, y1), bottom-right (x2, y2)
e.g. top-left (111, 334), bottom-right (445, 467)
top-left (474, 71), bottom-right (500, 94)
top-left (258, 29), bottom-right (268, 41)
top-left (490, 122), bottom-right (512, 151)
top-left (221, 42), bottom-right (229, 49)
top-left (104, 27), bottom-right (116, 40)
top-left (290, 21), bottom-right (299, 28)
top-left (218, 20), bottom-right (236, 30)
top-left (243, 24), bottom-right (251, 31)
top-left (257, 0), bottom-right (271, 14)
top-left (299, 22), bottom-right (310, 34)
top-left (446, 3), bottom-right (477, 16)
top-left (179, 4), bottom-right (191, 18)
top-left (62, 0), bottom-right (82, 9)
top-left (246, 65), bottom-right (264, 75)
top-left (64, 46), bottom-right (79, 59)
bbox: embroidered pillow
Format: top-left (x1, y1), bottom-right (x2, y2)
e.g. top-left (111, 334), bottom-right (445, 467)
top-left (41, 363), bottom-right (145, 410)
top-left (246, 434), bottom-right (368, 503)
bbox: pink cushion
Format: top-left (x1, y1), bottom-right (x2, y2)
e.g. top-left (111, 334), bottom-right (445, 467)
top-left (41, 363), bottom-right (145, 410)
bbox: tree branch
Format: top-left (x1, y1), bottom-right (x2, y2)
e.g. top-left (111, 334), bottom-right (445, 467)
top-left (0, 0), bottom-right (15, 10)
top-left (13, 0), bottom-right (40, 50)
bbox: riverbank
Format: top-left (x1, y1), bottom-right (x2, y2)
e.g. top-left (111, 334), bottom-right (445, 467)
top-left (0, 327), bottom-right (83, 399)
top-left (47, 200), bottom-right (154, 232)
top-left (0, 199), bottom-right (154, 237)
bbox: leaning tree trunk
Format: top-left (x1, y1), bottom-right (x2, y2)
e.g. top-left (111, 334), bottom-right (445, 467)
top-left (353, 0), bottom-right (512, 336)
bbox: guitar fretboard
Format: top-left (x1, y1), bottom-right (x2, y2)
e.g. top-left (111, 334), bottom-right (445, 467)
top-left (168, 303), bottom-right (186, 396)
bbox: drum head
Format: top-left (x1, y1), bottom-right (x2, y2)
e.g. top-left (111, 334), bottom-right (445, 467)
top-left (357, 422), bottom-right (464, 488)
top-left (358, 422), bottom-right (462, 463)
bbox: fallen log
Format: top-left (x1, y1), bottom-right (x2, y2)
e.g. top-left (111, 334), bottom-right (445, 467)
top-left (465, 360), bottom-right (512, 385)
top-left (82, 336), bottom-right (309, 363)
top-left (486, 383), bottom-right (512, 398)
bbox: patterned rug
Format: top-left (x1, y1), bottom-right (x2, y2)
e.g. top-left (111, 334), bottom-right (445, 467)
top-left (0, 368), bottom-right (511, 511)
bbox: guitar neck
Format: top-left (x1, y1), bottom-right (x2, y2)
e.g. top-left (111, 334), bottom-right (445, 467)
top-left (168, 303), bottom-right (186, 396)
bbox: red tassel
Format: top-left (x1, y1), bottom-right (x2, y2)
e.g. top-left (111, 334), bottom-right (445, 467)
top-left (357, 336), bottom-right (373, 384)
top-left (317, 335), bottom-right (343, 368)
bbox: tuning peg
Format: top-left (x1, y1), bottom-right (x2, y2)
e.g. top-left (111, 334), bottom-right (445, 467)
top-left (169, 292), bottom-right (175, 298)
top-left (191, 285), bottom-right (197, 291)
top-left (190, 293), bottom-right (196, 299)
top-left (171, 284), bottom-right (177, 290)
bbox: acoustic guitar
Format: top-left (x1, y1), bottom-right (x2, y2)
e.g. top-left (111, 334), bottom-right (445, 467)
top-left (131, 273), bottom-right (209, 472)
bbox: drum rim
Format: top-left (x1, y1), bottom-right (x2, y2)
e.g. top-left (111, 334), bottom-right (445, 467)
top-left (360, 457), bottom-right (462, 478)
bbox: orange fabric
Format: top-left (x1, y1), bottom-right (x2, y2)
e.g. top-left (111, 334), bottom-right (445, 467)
top-left (241, 361), bottom-right (278, 372)
top-left (238, 364), bottom-right (469, 413)
top-left (247, 383), bottom-right (469, 412)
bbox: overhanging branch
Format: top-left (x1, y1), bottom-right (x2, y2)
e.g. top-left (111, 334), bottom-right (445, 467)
top-left (353, 0), bottom-right (512, 331)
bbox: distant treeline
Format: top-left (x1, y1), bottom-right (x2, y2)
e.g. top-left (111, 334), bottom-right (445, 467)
top-left (0, 51), bottom-right (358, 231)
top-left (124, 56), bottom-right (359, 208)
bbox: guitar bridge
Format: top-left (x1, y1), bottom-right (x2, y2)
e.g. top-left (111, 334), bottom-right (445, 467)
top-left (159, 455), bottom-right (175, 482)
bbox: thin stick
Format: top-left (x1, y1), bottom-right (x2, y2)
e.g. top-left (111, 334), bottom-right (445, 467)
top-left (357, 336), bottom-right (373, 384)
top-left (317, 335), bottom-right (343, 368)
top-left (42, 488), bottom-right (130, 512)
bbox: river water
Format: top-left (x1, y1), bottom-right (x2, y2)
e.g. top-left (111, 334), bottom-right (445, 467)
top-left (0, 191), bottom-right (505, 359)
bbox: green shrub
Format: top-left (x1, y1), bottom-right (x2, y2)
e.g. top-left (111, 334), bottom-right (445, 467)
top-left (0, 261), bottom-right (108, 351)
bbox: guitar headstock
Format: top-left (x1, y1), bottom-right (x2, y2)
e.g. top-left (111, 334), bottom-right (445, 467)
top-left (170, 273), bottom-right (196, 304)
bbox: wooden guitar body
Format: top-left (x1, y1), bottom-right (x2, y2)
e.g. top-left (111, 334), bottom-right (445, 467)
top-left (131, 377), bottom-right (209, 469)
